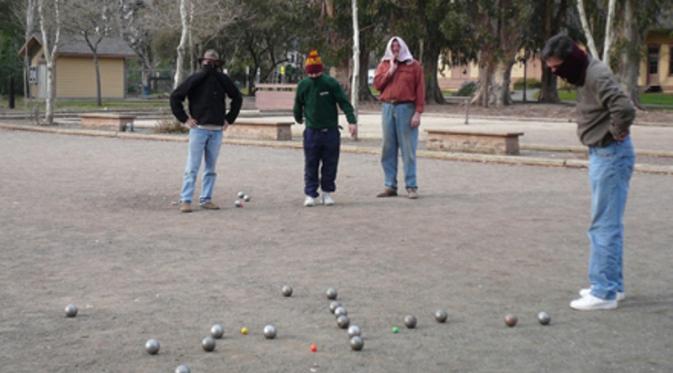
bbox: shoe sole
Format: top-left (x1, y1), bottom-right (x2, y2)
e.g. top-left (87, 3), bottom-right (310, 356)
top-left (570, 302), bottom-right (618, 311)
top-left (579, 289), bottom-right (625, 301)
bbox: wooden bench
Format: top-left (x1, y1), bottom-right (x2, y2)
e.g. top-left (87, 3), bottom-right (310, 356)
top-left (80, 113), bottom-right (136, 131)
top-left (226, 120), bottom-right (293, 141)
top-left (426, 129), bottom-right (524, 155)
top-left (254, 84), bottom-right (296, 111)
top-left (444, 95), bottom-right (471, 124)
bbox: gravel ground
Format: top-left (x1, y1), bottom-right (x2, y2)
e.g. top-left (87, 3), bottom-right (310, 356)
top-left (1, 130), bottom-right (672, 373)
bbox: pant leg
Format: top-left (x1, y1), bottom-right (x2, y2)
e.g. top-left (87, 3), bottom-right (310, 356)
top-left (380, 103), bottom-right (399, 190)
top-left (303, 129), bottom-right (320, 198)
top-left (587, 137), bottom-right (635, 300)
top-left (180, 128), bottom-right (207, 203)
top-left (395, 103), bottom-right (419, 190)
top-left (319, 127), bottom-right (341, 193)
top-left (200, 130), bottom-right (223, 203)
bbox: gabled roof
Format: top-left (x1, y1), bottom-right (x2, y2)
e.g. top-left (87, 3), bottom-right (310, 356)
top-left (19, 33), bottom-right (136, 58)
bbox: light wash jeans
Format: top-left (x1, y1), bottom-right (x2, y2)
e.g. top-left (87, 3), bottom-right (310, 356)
top-left (587, 136), bottom-right (635, 300)
top-left (180, 127), bottom-right (223, 204)
top-left (381, 102), bottom-right (418, 190)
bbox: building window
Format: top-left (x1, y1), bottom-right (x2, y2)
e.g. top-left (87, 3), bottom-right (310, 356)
top-left (648, 45), bottom-right (659, 75)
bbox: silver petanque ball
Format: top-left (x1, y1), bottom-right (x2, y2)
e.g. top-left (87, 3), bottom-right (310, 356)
top-left (144, 339), bottom-right (160, 355)
top-left (350, 336), bottom-right (364, 351)
top-left (263, 325), bottom-right (277, 339)
top-left (237, 191), bottom-right (245, 199)
top-left (65, 304), bottom-right (78, 317)
top-left (336, 315), bottom-right (350, 329)
top-left (404, 315), bottom-right (417, 329)
top-left (326, 288), bottom-right (338, 300)
top-left (234, 200), bottom-right (243, 208)
top-left (201, 336), bottom-right (216, 352)
top-left (347, 325), bottom-right (361, 338)
top-left (537, 311), bottom-right (551, 326)
top-left (334, 307), bottom-right (348, 318)
top-left (329, 301), bottom-right (341, 313)
top-left (434, 310), bottom-right (448, 323)
top-left (210, 324), bottom-right (224, 339)
top-left (175, 365), bottom-right (191, 373)
top-left (281, 285), bottom-right (293, 297)
top-left (243, 195), bottom-right (251, 202)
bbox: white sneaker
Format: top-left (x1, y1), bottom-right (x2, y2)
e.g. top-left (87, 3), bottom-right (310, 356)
top-left (579, 288), bottom-right (625, 301)
top-left (570, 294), bottom-right (618, 311)
top-left (321, 192), bottom-right (335, 206)
top-left (304, 196), bottom-right (316, 207)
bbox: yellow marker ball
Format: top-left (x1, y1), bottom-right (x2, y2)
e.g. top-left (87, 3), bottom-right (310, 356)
top-left (240, 327), bottom-right (249, 335)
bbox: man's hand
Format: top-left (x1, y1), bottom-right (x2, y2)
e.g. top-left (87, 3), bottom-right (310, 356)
top-left (410, 112), bottom-right (421, 128)
top-left (614, 128), bottom-right (629, 141)
top-left (348, 124), bottom-right (358, 139)
top-left (387, 60), bottom-right (397, 76)
top-left (185, 117), bottom-right (197, 129)
top-left (222, 120), bottom-right (229, 131)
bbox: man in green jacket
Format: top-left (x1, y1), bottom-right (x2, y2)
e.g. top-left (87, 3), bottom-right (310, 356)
top-left (293, 50), bottom-right (357, 207)
top-left (543, 34), bottom-right (636, 311)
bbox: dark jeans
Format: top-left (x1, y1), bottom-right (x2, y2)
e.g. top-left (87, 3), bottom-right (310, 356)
top-left (303, 127), bottom-right (340, 197)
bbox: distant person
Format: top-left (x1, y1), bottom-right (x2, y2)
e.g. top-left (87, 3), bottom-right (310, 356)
top-left (542, 34), bottom-right (635, 311)
top-left (170, 49), bottom-right (242, 213)
top-left (293, 49), bottom-right (357, 207)
top-left (373, 36), bottom-right (425, 199)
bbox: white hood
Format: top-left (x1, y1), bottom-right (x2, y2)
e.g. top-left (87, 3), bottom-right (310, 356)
top-left (382, 36), bottom-right (413, 62)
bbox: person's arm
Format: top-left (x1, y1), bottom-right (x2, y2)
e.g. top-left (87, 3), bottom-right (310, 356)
top-left (410, 62), bottom-right (426, 128)
top-left (169, 75), bottom-right (195, 124)
top-left (373, 60), bottom-right (394, 92)
top-left (332, 80), bottom-right (358, 138)
top-left (293, 81), bottom-right (305, 124)
top-left (593, 72), bottom-right (636, 140)
top-left (218, 73), bottom-right (243, 124)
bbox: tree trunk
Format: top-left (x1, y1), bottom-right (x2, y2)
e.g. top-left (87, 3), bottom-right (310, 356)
top-left (472, 50), bottom-right (496, 107)
top-left (423, 47), bottom-right (444, 104)
top-left (24, 0), bottom-right (35, 100)
top-left (538, 0), bottom-right (560, 103)
top-left (617, 0), bottom-right (641, 107)
top-left (173, 0), bottom-right (189, 89)
top-left (38, 0), bottom-right (61, 125)
top-left (577, 0), bottom-right (600, 58)
top-left (94, 52), bottom-right (102, 106)
top-left (602, 0), bottom-right (616, 63)
top-left (358, 34), bottom-right (374, 101)
top-left (493, 59), bottom-right (515, 107)
top-left (350, 0), bottom-right (359, 123)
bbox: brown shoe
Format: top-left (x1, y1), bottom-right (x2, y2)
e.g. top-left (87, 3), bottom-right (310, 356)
top-left (180, 202), bottom-right (192, 213)
top-left (200, 201), bottom-right (220, 210)
top-left (407, 188), bottom-right (418, 199)
top-left (376, 188), bottom-right (398, 198)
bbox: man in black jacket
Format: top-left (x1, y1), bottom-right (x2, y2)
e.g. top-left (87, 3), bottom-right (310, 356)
top-left (170, 49), bottom-right (242, 213)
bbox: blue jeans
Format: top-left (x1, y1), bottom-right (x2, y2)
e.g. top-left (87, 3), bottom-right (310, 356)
top-left (587, 137), bottom-right (635, 300)
top-left (303, 127), bottom-right (340, 198)
top-left (381, 102), bottom-right (418, 190)
top-left (180, 128), bottom-right (223, 204)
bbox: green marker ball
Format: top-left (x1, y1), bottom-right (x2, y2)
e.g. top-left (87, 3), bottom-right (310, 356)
top-left (392, 326), bottom-right (400, 334)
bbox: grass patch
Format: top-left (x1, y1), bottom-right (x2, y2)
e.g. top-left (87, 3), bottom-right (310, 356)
top-left (153, 118), bottom-right (188, 134)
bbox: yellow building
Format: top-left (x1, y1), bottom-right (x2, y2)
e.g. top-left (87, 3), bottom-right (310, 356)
top-left (19, 34), bottom-right (135, 99)
top-left (641, 31), bottom-right (673, 92)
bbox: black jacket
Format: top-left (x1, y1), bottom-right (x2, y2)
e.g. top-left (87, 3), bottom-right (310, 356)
top-left (170, 66), bottom-right (243, 126)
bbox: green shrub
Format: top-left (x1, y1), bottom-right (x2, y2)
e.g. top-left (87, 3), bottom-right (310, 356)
top-left (513, 78), bottom-right (542, 90)
top-left (455, 81), bottom-right (477, 97)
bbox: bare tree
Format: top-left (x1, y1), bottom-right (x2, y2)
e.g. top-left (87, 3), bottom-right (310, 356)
top-left (173, 0), bottom-right (190, 88)
top-left (37, 0), bottom-right (62, 125)
top-left (24, 0), bottom-right (36, 100)
top-left (602, 0), bottom-right (616, 62)
top-left (350, 0), bottom-right (359, 125)
top-left (64, 0), bottom-right (117, 106)
top-left (576, 0), bottom-right (600, 58)
top-left (118, 0), bottom-right (155, 97)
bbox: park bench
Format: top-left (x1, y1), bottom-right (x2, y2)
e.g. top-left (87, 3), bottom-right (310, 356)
top-left (227, 120), bottom-right (293, 141)
top-left (426, 129), bottom-right (524, 155)
top-left (80, 113), bottom-right (136, 131)
top-left (443, 95), bottom-right (472, 125)
top-left (254, 84), bottom-right (296, 111)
